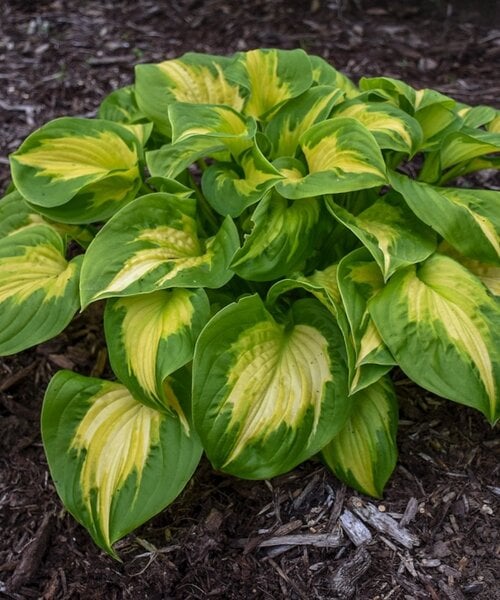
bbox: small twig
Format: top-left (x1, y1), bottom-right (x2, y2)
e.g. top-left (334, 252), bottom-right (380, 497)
top-left (233, 531), bottom-right (344, 549)
top-left (293, 473), bottom-right (320, 510)
top-left (86, 55), bottom-right (137, 66)
top-left (0, 363), bottom-right (36, 393)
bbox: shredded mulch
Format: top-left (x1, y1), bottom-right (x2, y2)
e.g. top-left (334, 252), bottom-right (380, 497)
top-left (0, 1), bottom-right (499, 598)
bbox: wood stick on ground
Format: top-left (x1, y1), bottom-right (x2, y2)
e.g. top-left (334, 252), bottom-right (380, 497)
top-left (348, 497), bottom-right (420, 549)
top-left (339, 509), bottom-right (373, 546)
top-left (233, 531), bottom-right (344, 550)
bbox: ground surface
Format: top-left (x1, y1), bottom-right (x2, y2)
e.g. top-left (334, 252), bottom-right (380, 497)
top-left (0, 1), bottom-right (499, 599)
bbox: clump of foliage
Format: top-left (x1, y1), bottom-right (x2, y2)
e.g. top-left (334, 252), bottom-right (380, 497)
top-left (1, 49), bottom-right (499, 557)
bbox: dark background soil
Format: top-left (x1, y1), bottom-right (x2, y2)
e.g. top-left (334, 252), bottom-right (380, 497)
top-left (0, 1), bottom-right (499, 599)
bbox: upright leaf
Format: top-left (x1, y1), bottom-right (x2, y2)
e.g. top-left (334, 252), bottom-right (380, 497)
top-left (309, 55), bottom-right (359, 98)
top-left (225, 49), bottom-right (313, 120)
top-left (98, 86), bottom-right (146, 124)
top-left (135, 53), bottom-right (245, 135)
top-left (201, 146), bottom-right (283, 217)
top-left (231, 193), bottom-right (325, 281)
top-left (359, 76), bottom-right (416, 112)
top-left (327, 190), bottom-right (436, 280)
top-left (337, 249), bottom-right (395, 393)
top-left (169, 102), bottom-right (255, 158)
top-left (332, 100), bottom-right (423, 154)
top-left (265, 86), bottom-right (344, 159)
top-left (276, 117), bottom-right (387, 199)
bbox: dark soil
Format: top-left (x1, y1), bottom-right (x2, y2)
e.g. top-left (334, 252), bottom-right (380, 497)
top-left (1, 1), bottom-right (499, 599)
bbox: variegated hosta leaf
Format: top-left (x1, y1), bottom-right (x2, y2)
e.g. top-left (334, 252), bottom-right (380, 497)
top-left (0, 189), bottom-right (95, 249)
top-left (321, 376), bottom-right (398, 498)
top-left (413, 88), bottom-right (456, 112)
top-left (42, 371), bottom-right (202, 557)
top-left (147, 103), bottom-right (256, 180)
top-left (369, 253), bottom-right (500, 424)
top-left (488, 111), bottom-right (500, 133)
top-left (201, 146), bottom-right (283, 217)
top-left (332, 100), bottom-right (423, 155)
top-left (98, 85), bottom-right (147, 124)
top-left (265, 86), bottom-right (344, 159)
top-left (440, 128), bottom-right (500, 174)
top-left (447, 156), bottom-right (500, 182)
top-left (169, 102), bottom-right (255, 159)
top-left (80, 193), bottom-right (239, 306)
top-left (327, 190), bottom-right (437, 280)
top-left (359, 79), bottom-right (459, 150)
top-left (192, 294), bottom-right (350, 479)
top-left (309, 55), bottom-right (359, 98)
top-left (390, 172), bottom-right (500, 265)
top-left (337, 249), bottom-right (395, 394)
top-left (359, 76), bottom-right (416, 112)
top-left (225, 48), bottom-right (313, 120)
top-left (412, 90), bottom-right (461, 154)
top-left (104, 289), bottom-right (210, 411)
top-left (0, 225), bottom-right (81, 355)
top-left (276, 117), bottom-right (387, 199)
top-left (120, 122), bottom-right (154, 148)
top-left (134, 53), bottom-right (245, 135)
top-left (230, 193), bottom-right (324, 281)
top-left (438, 242), bottom-right (500, 297)
top-left (457, 104), bottom-right (497, 129)
top-left (0, 189), bottom-right (46, 238)
top-left (146, 137), bottom-right (228, 180)
top-left (10, 118), bottom-right (142, 223)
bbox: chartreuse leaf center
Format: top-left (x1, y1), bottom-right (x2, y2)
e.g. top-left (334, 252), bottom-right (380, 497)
top-left (222, 320), bottom-right (331, 465)
top-left (42, 372), bottom-right (202, 557)
top-left (14, 131), bottom-right (137, 181)
top-left (410, 260), bottom-right (496, 407)
top-left (0, 243), bottom-right (70, 303)
top-left (369, 254), bottom-right (499, 424)
top-left (157, 59), bottom-right (244, 109)
top-left (70, 386), bottom-right (162, 549)
top-left (121, 292), bottom-right (193, 398)
top-left (192, 295), bottom-right (350, 479)
top-left (0, 225), bottom-right (82, 356)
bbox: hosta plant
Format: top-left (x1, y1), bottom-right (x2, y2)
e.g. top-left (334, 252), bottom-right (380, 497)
top-left (1, 49), bottom-right (499, 557)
